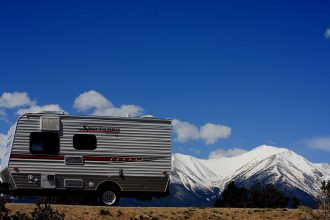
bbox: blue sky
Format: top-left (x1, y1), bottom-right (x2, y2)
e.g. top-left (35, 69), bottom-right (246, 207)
top-left (1, 0), bottom-right (330, 163)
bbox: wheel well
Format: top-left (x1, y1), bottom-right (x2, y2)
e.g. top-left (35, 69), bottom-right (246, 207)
top-left (96, 181), bottom-right (122, 193)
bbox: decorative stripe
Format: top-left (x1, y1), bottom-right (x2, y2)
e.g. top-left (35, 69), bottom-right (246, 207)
top-left (10, 154), bottom-right (149, 162)
top-left (11, 154), bottom-right (65, 160)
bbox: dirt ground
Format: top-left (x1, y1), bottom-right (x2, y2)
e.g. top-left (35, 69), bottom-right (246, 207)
top-left (6, 203), bottom-right (316, 220)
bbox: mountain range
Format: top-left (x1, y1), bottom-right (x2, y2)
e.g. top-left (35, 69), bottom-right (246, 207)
top-left (121, 145), bottom-right (330, 207)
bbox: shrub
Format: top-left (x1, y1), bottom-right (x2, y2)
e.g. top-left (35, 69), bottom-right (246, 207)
top-left (214, 181), bottom-right (248, 208)
top-left (0, 197), bottom-right (65, 220)
top-left (0, 196), bottom-right (10, 220)
top-left (214, 181), bottom-right (291, 208)
top-left (31, 203), bottom-right (65, 220)
top-left (314, 180), bottom-right (330, 220)
top-left (290, 196), bottom-right (300, 209)
top-left (99, 208), bottom-right (111, 216)
top-left (117, 209), bottom-right (123, 217)
top-left (10, 212), bottom-right (30, 220)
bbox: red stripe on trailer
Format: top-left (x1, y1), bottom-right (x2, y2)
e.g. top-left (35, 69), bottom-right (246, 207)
top-left (84, 156), bottom-right (109, 161)
top-left (84, 156), bottom-right (141, 161)
top-left (11, 154), bottom-right (65, 160)
top-left (10, 154), bottom-right (143, 162)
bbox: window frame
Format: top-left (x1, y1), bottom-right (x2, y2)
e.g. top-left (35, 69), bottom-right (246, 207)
top-left (29, 132), bottom-right (60, 155)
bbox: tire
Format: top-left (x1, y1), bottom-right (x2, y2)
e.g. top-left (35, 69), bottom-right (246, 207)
top-left (98, 187), bottom-right (120, 206)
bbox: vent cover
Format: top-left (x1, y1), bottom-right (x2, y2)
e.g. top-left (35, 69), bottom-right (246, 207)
top-left (40, 116), bottom-right (60, 131)
top-left (64, 179), bottom-right (83, 188)
top-left (65, 156), bottom-right (83, 165)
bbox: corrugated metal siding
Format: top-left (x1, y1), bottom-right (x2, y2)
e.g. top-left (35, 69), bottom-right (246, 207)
top-left (9, 114), bottom-right (171, 192)
top-left (12, 173), bottom-right (168, 192)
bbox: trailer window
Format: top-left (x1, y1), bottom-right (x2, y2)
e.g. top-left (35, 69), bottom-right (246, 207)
top-left (73, 134), bottom-right (97, 150)
top-left (30, 132), bottom-right (60, 154)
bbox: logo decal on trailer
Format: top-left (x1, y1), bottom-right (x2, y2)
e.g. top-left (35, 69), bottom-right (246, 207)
top-left (78, 126), bottom-right (120, 135)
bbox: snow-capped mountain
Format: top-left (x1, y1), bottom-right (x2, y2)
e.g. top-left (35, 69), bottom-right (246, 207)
top-left (122, 145), bottom-right (330, 207)
top-left (170, 145), bottom-right (330, 206)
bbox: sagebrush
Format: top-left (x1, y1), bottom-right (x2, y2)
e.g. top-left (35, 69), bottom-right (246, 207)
top-left (0, 197), bottom-right (65, 220)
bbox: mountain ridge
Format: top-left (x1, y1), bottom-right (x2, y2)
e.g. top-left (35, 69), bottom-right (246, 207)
top-left (121, 145), bottom-right (330, 207)
top-left (173, 145), bottom-right (330, 197)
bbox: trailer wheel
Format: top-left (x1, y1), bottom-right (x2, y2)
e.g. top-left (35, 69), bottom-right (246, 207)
top-left (98, 187), bottom-right (120, 206)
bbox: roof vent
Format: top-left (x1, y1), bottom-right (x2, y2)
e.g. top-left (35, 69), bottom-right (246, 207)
top-left (141, 115), bottom-right (155, 119)
top-left (40, 116), bottom-right (61, 132)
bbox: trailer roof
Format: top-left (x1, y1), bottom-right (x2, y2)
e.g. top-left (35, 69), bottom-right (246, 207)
top-left (23, 112), bottom-right (172, 124)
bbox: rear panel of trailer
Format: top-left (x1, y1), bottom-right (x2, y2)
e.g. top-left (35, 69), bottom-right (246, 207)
top-left (3, 113), bottom-right (172, 193)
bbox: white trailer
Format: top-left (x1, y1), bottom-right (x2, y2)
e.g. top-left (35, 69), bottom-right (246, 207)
top-left (0, 112), bottom-right (172, 205)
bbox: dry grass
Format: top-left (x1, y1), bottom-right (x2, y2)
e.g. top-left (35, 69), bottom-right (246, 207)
top-left (5, 203), bottom-right (317, 220)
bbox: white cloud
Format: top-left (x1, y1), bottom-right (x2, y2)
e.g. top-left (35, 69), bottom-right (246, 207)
top-left (172, 119), bottom-right (200, 142)
top-left (304, 137), bottom-right (330, 151)
top-left (172, 119), bottom-right (232, 145)
top-left (0, 133), bottom-right (7, 158)
top-left (0, 110), bottom-right (7, 122)
top-left (17, 104), bottom-right (65, 116)
top-left (0, 92), bottom-right (34, 108)
top-left (73, 90), bottom-right (112, 111)
top-left (200, 123), bottom-right (231, 145)
top-left (324, 28), bottom-right (330, 39)
top-left (0, 91), bottom-right (65, 120)
top-left (95, 104), bottom-right (143, 117)
top-left (179, 146), bottom-right (201, 155)
top-left (73, 90), bottom-right (144, 117)
top-left (208, 148), bottom-right (247, 159)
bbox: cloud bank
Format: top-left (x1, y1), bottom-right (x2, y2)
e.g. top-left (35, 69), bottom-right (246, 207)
top-left (0, 92), bottom-right (34, 109)
top-left (0, 110), bottom-right (7, 122)
top-left (17, 104), bottom-right (64, 116)
top-left (172, 119), bottom-right (231, 145)
top-left (208, 148), bottom-right (247, 159)
top-left (172, 119), bottom-right (200, 142)
top-left (200, 123), bottom-right (232, 145)
top-left (304, 137), bottom-right (330, 151)
top-left (73, 90), bottom-right (143, 117)
top-left (325, 28), bottom-right (330, 39)
top-left (0, 91), bottom-right (66, 121)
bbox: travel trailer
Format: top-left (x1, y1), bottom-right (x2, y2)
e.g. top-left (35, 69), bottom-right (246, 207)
top-left (0, 112), bottom-right (172, 206)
